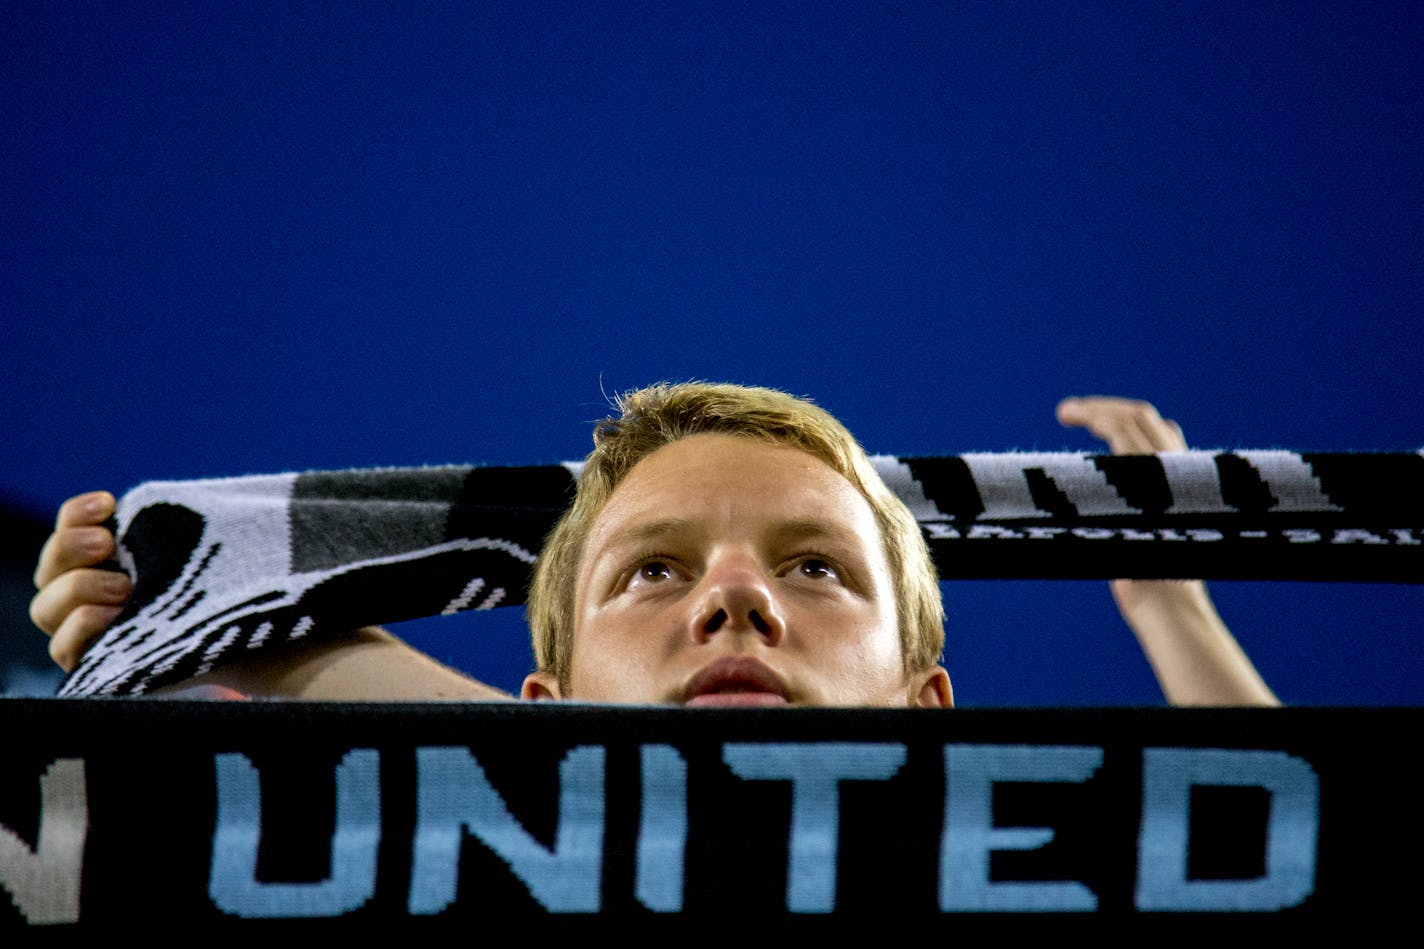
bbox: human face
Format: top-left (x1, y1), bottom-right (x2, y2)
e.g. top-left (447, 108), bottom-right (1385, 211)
top-left (523, 433), bottom-right (948, 707)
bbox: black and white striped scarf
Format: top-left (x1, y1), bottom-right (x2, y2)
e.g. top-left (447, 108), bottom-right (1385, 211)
top-left (60, 450), bottom-right (1423, 697)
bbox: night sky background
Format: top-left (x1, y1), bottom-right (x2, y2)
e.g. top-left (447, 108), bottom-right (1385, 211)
top-left (3, 2), bottom-right (1420, 704)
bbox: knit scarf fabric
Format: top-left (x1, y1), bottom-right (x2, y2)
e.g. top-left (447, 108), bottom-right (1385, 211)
top-left (59, 450), bottom-right (1423, 697)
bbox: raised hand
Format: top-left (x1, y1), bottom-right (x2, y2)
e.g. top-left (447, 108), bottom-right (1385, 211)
top-left (29, 491), bottom-right (131, 672)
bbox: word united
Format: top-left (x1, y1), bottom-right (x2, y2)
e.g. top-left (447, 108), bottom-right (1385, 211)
top-left (2, 703), bottom-right (1415, 928)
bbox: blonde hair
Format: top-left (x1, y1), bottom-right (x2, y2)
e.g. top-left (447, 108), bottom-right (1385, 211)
top-left (526, 381), bottom-right (945, 690)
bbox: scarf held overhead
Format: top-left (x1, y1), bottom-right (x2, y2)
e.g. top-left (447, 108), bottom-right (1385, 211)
top-left (60, 450), bottom-right (1423, 697)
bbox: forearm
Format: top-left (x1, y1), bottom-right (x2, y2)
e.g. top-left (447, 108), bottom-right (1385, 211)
top-left (150, 626), bottom-right (515, 702)
top-left (1114, 580), bottom-right (1280, 707)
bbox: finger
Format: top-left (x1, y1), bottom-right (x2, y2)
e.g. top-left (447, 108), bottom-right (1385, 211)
top-left (1167, 419), bottom-right (1187, 449)
top-left (1127, 411), bottom-right (1187, 452)
top-left (29, 567), bottom-right (131, 637)
top-left (55, 491), bottom-right (115, 529)
top-left (1058, 397), bottom-right (1187, 454)
top-left (34, 525), bottom-right (117, 589)
top-left (49, 603), bottom-right (125, 673)
top-left (1057, 397), bottom-right (1149, 453)
top-left (1055, 396), bottom-right (1094, 427)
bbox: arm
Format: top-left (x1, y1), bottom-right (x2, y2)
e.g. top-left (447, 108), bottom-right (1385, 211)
top-left (147, 625), bottom-right (514, 701)
top-left (1056, 398), bottom-right (1281, 707)
top-left (31, 492), bottom-right (514, 701)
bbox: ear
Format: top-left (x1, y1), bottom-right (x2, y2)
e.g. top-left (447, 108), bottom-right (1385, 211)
top-left (910, 665), bottom-right (953, 709)
top-left (520, 671), bottom-right (563, 701)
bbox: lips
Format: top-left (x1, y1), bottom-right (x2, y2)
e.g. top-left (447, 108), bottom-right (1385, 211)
top-left (681, 656), bottom-right (791, 707)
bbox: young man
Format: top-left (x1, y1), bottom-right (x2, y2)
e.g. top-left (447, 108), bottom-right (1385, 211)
top-left (28, 383), bottom-right (1278, 706)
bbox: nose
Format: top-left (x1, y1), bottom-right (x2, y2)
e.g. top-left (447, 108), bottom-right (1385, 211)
top-left (689, 551), bottom-right (786, 646)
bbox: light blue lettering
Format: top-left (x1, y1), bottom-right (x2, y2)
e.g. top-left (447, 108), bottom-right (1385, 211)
top-left (724, 742), bottom-right (906, 914)
top-left (1136, 748), bottom-right (1318, 911)
top-left (408, 745), bottom-right (604, 914)
top-left (209, 749), bottom-right (379, 918)
top-left (940, 744), bottom-right (1102, 912)
top-left (635, 744), bottom-right (686, 912)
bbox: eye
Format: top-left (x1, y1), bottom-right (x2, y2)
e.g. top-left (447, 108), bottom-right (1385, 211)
top-left (796, 557), bottom-right (839, 580)
top-left (626, 558), bottom-right (682, 590)
top-left (638, 560), bottom-right (676, 582)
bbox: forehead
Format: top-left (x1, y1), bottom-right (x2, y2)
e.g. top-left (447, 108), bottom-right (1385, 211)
top-left (586, 433), bottom-right (881, 552)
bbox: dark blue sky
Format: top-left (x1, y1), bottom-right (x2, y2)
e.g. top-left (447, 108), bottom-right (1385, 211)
top-left (3, 1), bottom-right (1420, 705)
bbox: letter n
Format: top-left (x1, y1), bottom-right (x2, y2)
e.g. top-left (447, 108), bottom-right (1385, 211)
top-left (0, 758), bottom-right (87, 925)
top-left (409, 746), bottom-right (604, 914)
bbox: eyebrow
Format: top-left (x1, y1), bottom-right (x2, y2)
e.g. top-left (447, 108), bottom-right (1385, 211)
top-left (590, 515), bottom-right (879, 598)
top-left (608, 518), bottom-right (701, 548)
top-left (766, 519), bottom-right (868, 549)
top-left (605, 517), bottom-right (869, 551)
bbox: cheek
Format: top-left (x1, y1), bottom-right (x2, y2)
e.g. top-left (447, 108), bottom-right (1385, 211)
top-left (568, 614), bottom-right (615, 679)
top-left (849, 625), bottom-right (905, 676)
top-left (566, 639), bottom-right (616, 702)
top-left (803, 596), bottom-right (902, 667)
top-left (568, 604), bottom-right (665, 701)
top-left (859, 596), bottom-right (905, 670)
